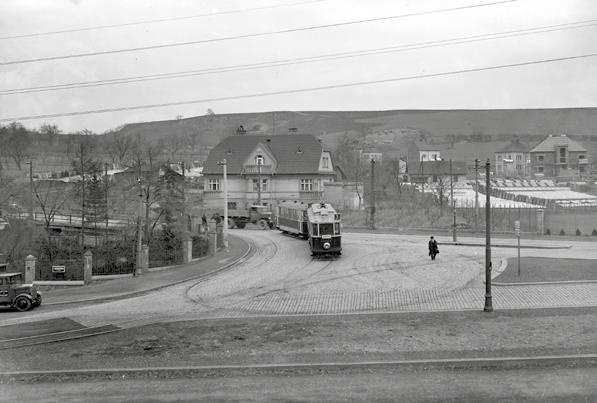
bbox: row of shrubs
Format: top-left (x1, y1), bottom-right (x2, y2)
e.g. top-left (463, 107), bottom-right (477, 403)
top-left (545, 229), bottom-right (597, 236)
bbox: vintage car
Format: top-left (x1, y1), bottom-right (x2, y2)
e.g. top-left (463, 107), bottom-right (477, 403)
top-left (0, 272), bottom-right (42, 312)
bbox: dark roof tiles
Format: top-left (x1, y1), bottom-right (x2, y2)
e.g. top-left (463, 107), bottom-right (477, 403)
top-left (204, 134), bottom-right (324, 175)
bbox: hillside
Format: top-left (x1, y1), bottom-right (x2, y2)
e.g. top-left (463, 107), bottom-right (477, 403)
top-left (113, 108), bottom-right (597, 158)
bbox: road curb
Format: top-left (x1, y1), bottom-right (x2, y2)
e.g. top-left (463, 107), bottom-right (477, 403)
top-left (43, 236), bottom-right (252, 306)
top-left (439, 242), bottom-right (572, 249)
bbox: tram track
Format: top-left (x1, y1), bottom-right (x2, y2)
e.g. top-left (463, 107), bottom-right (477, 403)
top-left (2, 353), bottom-right (597, 382)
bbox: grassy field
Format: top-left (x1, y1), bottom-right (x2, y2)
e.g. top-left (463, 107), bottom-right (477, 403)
top-left (496, 257), bottom-right (597, 283)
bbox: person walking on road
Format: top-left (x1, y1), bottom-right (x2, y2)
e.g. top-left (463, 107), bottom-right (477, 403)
top-left (428, 236), bottom-right (439, 260)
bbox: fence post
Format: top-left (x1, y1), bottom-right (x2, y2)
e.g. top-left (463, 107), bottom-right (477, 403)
top-left (25, 255), bottom-right (36, 284)
top-left (83, 250), bottom-right (93, 283)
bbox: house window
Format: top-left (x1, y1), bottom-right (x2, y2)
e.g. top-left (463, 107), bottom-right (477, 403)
top-left (207, 179), bottom-right (220, 191)
top-left (300, 179), bottom-right (313, 191)
top-left (252, 179), bottom-right (268, 192)
top-left (579, 154), bottom-right (585, 160)
top-left (255, 155), bottom-right (264, 165)
top-left (534, 166), bottom-right (544, 173)
top-left (536, 155), bottom-right (544, 162)
top-left (559, 148), bottom-right (567, 163)
top-left (322, 156), bottom-right (330, 168)
top-left (516, 155), bottom-right (522, 161)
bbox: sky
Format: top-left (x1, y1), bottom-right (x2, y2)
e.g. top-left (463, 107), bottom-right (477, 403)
top-left (0, 0), bottom-right (596, 133)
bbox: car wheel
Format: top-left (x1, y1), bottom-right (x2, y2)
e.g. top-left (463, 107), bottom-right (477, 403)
top-left (34, 295), bottom-right (42, 307)
top-left (14, 296), bottom-right (32, 312)
top-left (258, 219), bottom-right (267, 230)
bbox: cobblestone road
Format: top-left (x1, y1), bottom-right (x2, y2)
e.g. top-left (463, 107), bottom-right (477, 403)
top-left (1, 231), bottom-right (595, 329)
top-left (186, 231), bottom-right (597, 317)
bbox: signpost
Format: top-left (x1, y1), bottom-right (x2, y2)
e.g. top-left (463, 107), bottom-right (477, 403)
top-left (515, 220), bottom-right (521, 277)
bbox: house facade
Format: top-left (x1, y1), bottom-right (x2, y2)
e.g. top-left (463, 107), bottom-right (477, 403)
top-left (529, 134), bottom-right (589, 178)
top-left (494, 140), bottom-right (530, 178)
top-left (202, 134), bottom-right (336, 210)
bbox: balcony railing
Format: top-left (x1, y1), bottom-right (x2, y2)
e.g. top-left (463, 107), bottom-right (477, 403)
top-left (242, 164), bottom-right (273, 174)
top-left (579, 158), bottom-right (588, 164)
top-left (298, 190), bottom-right (324, 200)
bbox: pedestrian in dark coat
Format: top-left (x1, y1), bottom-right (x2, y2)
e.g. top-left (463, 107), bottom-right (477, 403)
top-left (428, 236), bottom-right (439, 260)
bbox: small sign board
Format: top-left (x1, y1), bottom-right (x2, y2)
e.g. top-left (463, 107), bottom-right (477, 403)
top-left (51, 265), bottom-right (66, 273)
top-left (412, 176), bottom-right (428, 184)
top-left (514, 220), bottom-right (520, 236)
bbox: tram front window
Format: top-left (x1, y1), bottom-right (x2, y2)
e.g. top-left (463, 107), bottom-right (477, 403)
top-left (319, 223), bottom-right (333, 235)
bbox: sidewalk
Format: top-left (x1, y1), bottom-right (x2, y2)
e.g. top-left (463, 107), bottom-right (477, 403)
top-left (41, 235), bottom-right (250, 306)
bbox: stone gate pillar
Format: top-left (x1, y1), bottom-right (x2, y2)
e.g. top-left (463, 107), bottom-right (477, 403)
top-left (83, 250), bottom-right (93, 283)
top-left (25, 255), bottom-right (36, 284)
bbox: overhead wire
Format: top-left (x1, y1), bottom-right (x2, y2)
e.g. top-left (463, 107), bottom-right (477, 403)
top-left (0, 0), bottom-right (327, 40)
top-left (0, 0), bottom-right (516, 65)
top-left (2, 52), bottom-right (596, 122)
top-left (1, 18), bottom-right (595, 95)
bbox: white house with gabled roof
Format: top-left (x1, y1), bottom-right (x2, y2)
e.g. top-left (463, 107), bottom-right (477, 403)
top-left (202, 134), bottom-right (336, 210)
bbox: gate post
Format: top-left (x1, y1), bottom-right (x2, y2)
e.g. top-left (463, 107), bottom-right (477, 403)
top-left (83, 250), bottom-right (93, 283)
top-left (182, 236), bottom-right (192, 263)
top-left (25, 255), bottom-right (36, 284)
top-left (536, 208), bottom-right (544, 236)
top-left (141, 245), bottom-right (149, 271)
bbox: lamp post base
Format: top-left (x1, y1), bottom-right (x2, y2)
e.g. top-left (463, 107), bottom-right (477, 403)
top-left (484, 295), bottom-right (493, 312)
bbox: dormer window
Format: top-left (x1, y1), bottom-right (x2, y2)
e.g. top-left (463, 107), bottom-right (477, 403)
top-left (255, 155), bottom-right (264, 165)
top-left (297, 147), bottom-right (303, 154)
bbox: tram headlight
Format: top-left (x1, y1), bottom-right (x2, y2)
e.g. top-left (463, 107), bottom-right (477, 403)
top-left (323, 242), bottom-right (331, 250)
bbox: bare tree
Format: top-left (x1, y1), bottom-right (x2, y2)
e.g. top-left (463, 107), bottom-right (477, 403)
top-left (163, 134), bottom-right (185, 161)
top-left (39, 123), bottom-right (61, 147)
top-left (1, 122), bottom-right (31, 170)
top-left (106, 132), bottom-right (134, 167)
top-left (33, 181), bottom-right (69, 231)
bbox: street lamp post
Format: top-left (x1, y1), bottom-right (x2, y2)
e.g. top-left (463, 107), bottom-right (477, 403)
top-left (217, 159), bottom-right (229, 249)
top-left (450, 159), bottom-right (456, 242)
top-left (484, 159), bottom-right (493, 312)
top-left (370, 158), bottom-right (376, 230)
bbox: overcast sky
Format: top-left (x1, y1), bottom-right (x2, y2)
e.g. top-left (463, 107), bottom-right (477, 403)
top-left (1, 0), bottom-right (596, 133)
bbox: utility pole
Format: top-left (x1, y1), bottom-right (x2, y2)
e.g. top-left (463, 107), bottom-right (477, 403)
top-left (474, 159), bottom-right (479, 233)
top-left (484, 159), bottom-right (493, 312)
top-left (104, 162), bottom-right (109, 241)
top-left (80, 150), bottom-right (86, 247)
top-left (26, 161), bottom-right (33, 221)
top-left (217, 159), bottom-right (229, 249)
top-left (257, 159), bottom-right (262, 206)
top-left (26, 161), bottom-right (34, 246)
top-left (180, 161), bottom-right (187, 230)
top-left (370, 158), bottom-right (376, 230)
top-left (136, 178), bottom-right (144, 275)
top-left (450, 159), bottom-right (456, 242)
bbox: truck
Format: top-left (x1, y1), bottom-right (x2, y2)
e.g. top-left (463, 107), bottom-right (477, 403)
top-left (209, 205), bottom-right (275, 229)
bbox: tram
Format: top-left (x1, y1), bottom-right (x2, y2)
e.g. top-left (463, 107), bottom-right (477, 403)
top-left (276, 201), bottom-right (342, 257)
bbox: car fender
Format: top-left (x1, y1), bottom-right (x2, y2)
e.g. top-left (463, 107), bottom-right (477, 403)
top-left (13, 293), bottom-right (34, 303)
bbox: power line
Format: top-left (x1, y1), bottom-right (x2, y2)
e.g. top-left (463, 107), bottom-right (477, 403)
top-left (2, 52), bottom-right (596, 122)
top-left (2, 18), bottom-right (594, 95)
top-left (0, 0), bottom-right (515, 66)
top-left (0, 0), bottom-right (327, 41)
